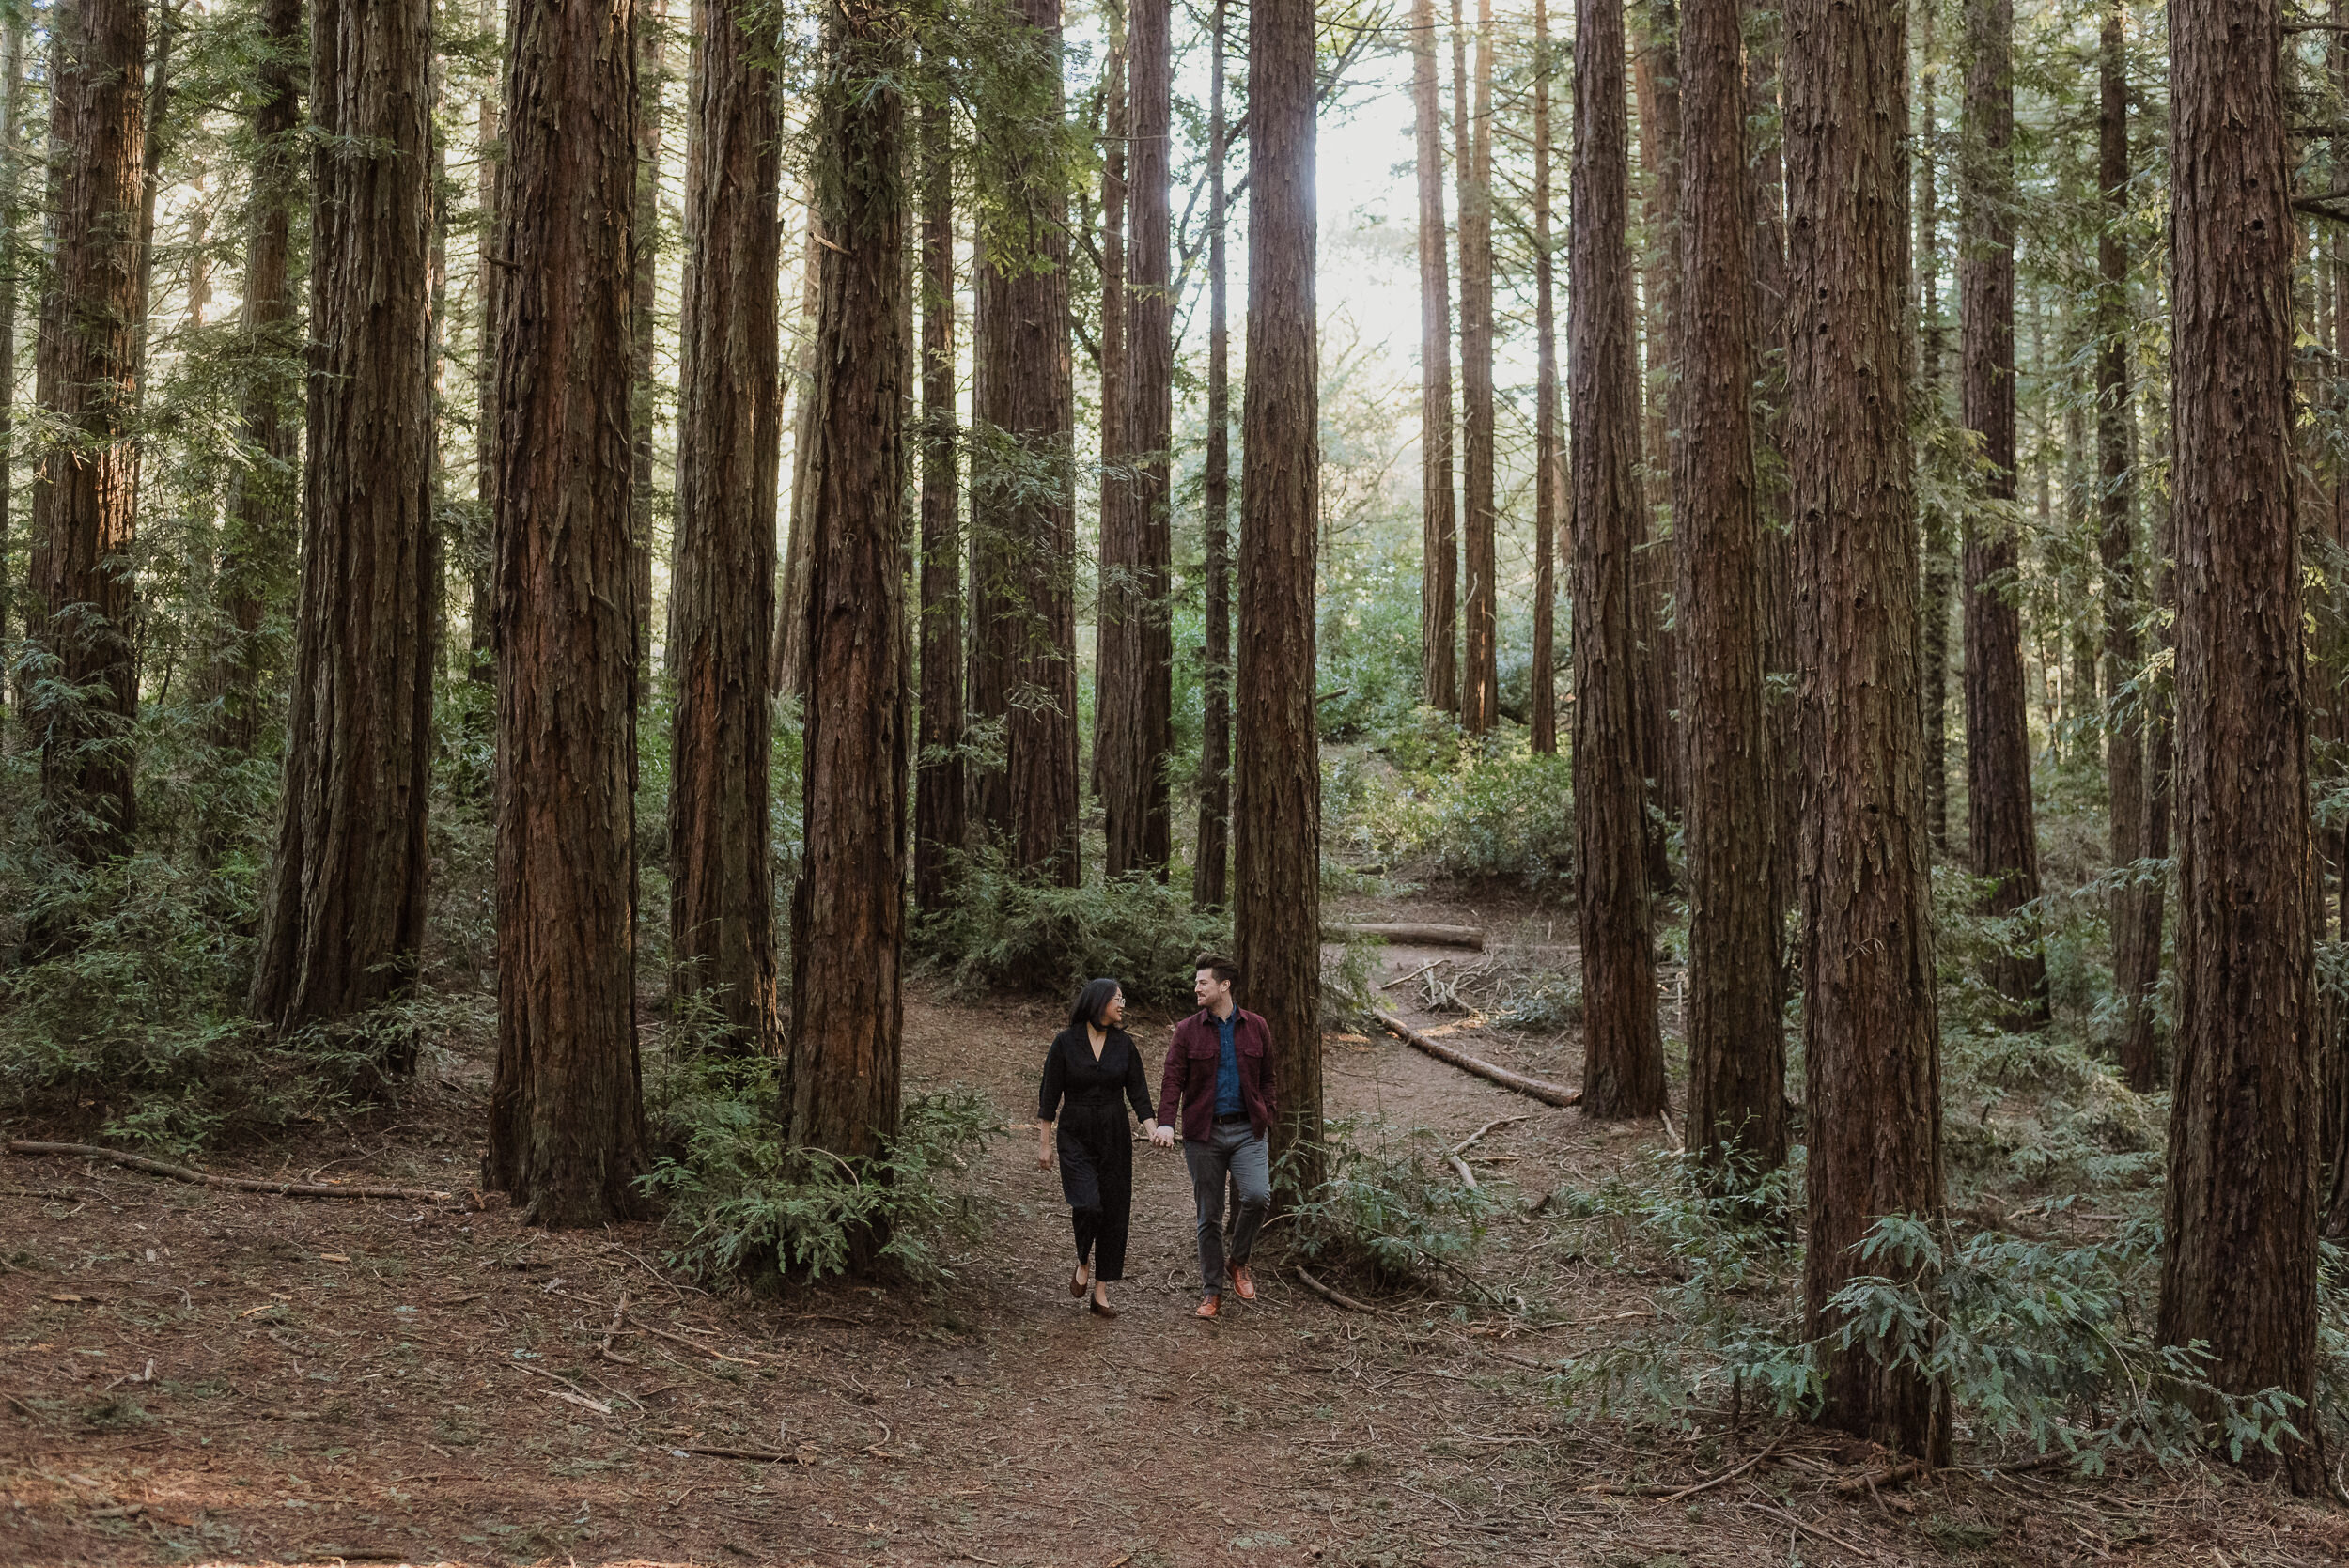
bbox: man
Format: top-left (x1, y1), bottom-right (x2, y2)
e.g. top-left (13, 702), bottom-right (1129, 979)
top-left (1153, 954), bottom-right (1274, 1318)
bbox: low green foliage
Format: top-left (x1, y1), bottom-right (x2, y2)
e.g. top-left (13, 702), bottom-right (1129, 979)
top-left (1325, 723), bottom-right (1574, 889)
top-left (1282, 1115), bottom-right (1503, 1292)
top-left (913, 843), bottom-right (1230, 1004)
top-left (640, 1045), bottom-right (1000, 1287)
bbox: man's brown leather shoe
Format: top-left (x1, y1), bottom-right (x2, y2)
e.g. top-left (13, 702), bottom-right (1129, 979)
top-left (1226, 1261), bottom-right (1257, 1301)
top-left (1195, 1294), bottom-right (1221, 1318)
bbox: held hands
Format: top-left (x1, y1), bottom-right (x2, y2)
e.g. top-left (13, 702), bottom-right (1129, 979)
top-left (1147, 1120), bottom-right (1175, 1149)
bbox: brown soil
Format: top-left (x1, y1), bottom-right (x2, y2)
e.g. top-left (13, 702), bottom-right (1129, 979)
top-left (0, 912), bottom-right (2339, 1567)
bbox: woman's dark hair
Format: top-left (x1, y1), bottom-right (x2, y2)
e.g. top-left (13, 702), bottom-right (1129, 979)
top-left (1070, 977), bottom-right (1124, 1032)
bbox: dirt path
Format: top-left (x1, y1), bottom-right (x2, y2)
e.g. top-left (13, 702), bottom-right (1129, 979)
top-left (0, 929), bottom-right (2338, 1567)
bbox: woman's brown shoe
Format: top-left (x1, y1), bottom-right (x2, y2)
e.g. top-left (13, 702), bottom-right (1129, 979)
top-left (1069, 1263), bottom-right (1089, 1298)
top-left (1089, 1287), bottom-right (1119, 1318)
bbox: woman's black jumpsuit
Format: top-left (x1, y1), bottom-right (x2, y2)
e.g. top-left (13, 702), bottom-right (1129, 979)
top-left (1038, 1027), bottom-right (1154, 1282)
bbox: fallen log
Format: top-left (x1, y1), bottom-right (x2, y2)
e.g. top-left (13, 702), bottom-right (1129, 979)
top-left (1293, 1264), bottom-right (1381, 1314)
top-left (1327, 922), bottom-right (1486, 950)
top-left (1372, 1011), bottom-right (1579, 1108)
top-left (7, 1141), bottom-right (459, 1203)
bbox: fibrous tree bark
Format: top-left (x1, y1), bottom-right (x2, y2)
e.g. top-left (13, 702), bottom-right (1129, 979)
top-left (788, 0), bottom-right (911, 1242)
top-left (913, 47), bottom-right (966, 917)
top-left (1091, 19), bottom-right (1124, 802)
top-left (1101, 0), bottom-right (1174, 877)
top-left (249, 0), bottom-right (435, 1043)
top-left (30, 0), bottom-right (146, 888)
top-left (1785, 0), bottom-right (1950, 1461)
top-left (1747, 0), bottom-right (1798, 973)
top-left (1194, 0), bottom-right (1233, 909)
top-left (1675, 0), bottom-right (1781, 1176)
top-left (210, 0), bottom-right (302, 758)
top-left (2160, 0), bottom-right (2320, 1492)
top-left (1412, 0), bottom-right (1456, 716)
top-left (1917, 0), bottom-right (1952, 851)
top-left (1570, 0), bottom-right (1668, 1122)
top-left (773, 205), bottom-right (823, 701)
top-left (0, 13), bottom-right (22, 722)
top-left (470, 0), bottom-right (502, 698)
top-left (629, 0), bottom-right (668, 675)
top-left (1959, 0), bottom-right (2048, 1021)
top-left (1237, 0), bottom-right (1323, 1192)
top-left (2098, 1), bottom-right (2155, 1094)
top-left (483, 0), bottom-right (647, 1228)
top-left (1455, 0), bottom-right (1497, 735)
top-left (1633, 0), bottom-right (1682, 870)
top-left (666, 0), bottom-right (780, 1053)
top-left (972, 0), bottom-right (1078, 885)
top-left (1528, 0), bottom-right (1559, 755)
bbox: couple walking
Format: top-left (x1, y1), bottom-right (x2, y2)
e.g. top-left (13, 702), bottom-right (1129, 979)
top-left (1035, 955), bottom-right (1274, 1320)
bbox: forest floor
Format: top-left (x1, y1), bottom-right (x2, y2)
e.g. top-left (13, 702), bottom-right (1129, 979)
top-left (0, 891), bottom-right (2343, 1567)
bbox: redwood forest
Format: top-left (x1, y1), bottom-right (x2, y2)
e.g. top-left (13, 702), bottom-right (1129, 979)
top-left (4, 0), bottom-right (2349, 1563)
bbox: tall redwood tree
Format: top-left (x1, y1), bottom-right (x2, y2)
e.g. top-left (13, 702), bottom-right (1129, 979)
top-left (789, 0), bottom-right (911, 1232)
top-left (30, 0), bottom-right (146, 893)
top-left (1455, 0), bottom-right (1498, 734)
top-left (2160, 0), bottom-right (2319, 1491)
top-left (914, 49), bottom-right (967, 917)
top-left (1237, 0), bottom-right (1324, 1189)
top-left (250, 0), bottom-right (435, 1042)
top-left (1412, 0), bottom-right (1456, 715)
top-left (1959, 0), bottom-right (2048, 1020)
top-left (1193, 0), bottom-right (1233, 909)
top-left (1529, 0), bottom-right (1559, 755)
top-left (1570, 0), bottom-right (1667, 1121)
top-left (667, 0), bottom-right (781, 1052)
top-left (1786, 0), bottom-right (1948, 1460)
top-left (1676, 0), bottom-right (1781, 1174)
top-left (483, 0), bottom-right (647, 1226)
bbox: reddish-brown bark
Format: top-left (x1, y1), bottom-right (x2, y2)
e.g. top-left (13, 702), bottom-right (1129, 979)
top-left (30, 0), bottom-right (146, 883)
top-left (1785, 0), bottom-right (1949, 1461)
top-left (1194, 0), bottom-right (1233, 910)
top-left (1237, 0), bottom-right (1324, 1190)
top-left (629, 0), bottom-right (668, 675)
top-left (914, 58), bottom-right (966, 918)
top-left (666, 0), bottom-right (781, 1053)
top-left (1456, 0), bottom-right (1497, 735)
top-left (249, 0), bottom-right (436, 1041)
top-left (2159, 0), bottom-right (2319, 1492)
top-left (1529, 0), bottom-right (1558, 755)
top-left (1675, 0), bottom-right (1781, 1176)
top-left (1959, 0), bottom-right (2047, 1021)
top-left (1570, 0), bottom-right (1667, 1123)
top-left (482, 0), bottom-right (647, 1228)
top-left (788, 0), bottom-right (911, 1214)
top-left (1412, 0), bottom-right (1457, 716)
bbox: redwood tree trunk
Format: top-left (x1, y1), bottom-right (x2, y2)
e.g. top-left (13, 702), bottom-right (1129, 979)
top-left (2098, 1), bottom-right (2155, 1093)
top-left (1529, 0), bottom-right (1558, 755)
top-left (482, 0), bottom-right (647, 1228)
top-left (788, 0), bottom-right (910, 1210)
top-left (211, 0), bottom-right (301, 758)
top-left (1959, 0), bottom-right (2048, 1021)
top-left (629, 0), bottom-right (668, 675)
top-left (31, 0), bottom-right (146, 886)
top-left (1456, 0), bottom-right (1498, 735)
top-left (1748, 0), bottom-right (1798, 973)
top-left (1193, 0), bottom-right (1233, 910)
top-left (1237, 0), bottom-right (1323, 1192)
top-left (913, 54), bottom-right (966, 917)
top-left (1570, 0), bottom-right (1667, 1122)
top-left (1633, 0), bottom-right (1682, 870)
top-left (2159, 0), bottom-right (2319, 1492)
top-left (1092, 25), bottom-right (1125, 803)
top-left (973, 0), bottom-right (1078, 886)
top-left (1917, 4), bottom-right (1952, 851)
top-left (249, 0), bottom-right (435, 1040)
top-left (1102, 0), bottom-right (1174, 878)
top-left (1412, 0), bottom-right (1457, 716)
top-left (666, 0), bottom-right (780, 1053)
top-left (1785, 0), bottom-right (1950, 1461)
top-left (470, 0), bottom-right (502, 696)
top-left (1676, 0), bottom-right (1781, 1176)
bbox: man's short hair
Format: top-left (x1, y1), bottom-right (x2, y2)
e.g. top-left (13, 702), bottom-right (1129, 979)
top-left (1195, 954), bottom-right (1240, 988)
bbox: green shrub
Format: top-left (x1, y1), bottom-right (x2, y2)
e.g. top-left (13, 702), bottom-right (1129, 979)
top-left (915, 844), bottom-right (1230, 1004)
top-left (639, 1045), bottom-right (1000, 1287)
top-left (1328, 726), bottom-right (1574, 889)
top-left (1282, 1115), bottom-right (1503, 1293)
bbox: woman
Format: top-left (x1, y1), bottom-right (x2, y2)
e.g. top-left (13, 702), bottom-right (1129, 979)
top-left (1038, 977), bottom-right (1160, 1317)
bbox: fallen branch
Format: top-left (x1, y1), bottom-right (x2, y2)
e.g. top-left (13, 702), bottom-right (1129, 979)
top-left (676, 1444), bottom-right (791, 1463)
top-left (1828, 1457), bottom-right (1927, 1495)
top-left (1447, 1154), bottom-right (1478, 1189)
top-left (1450, 1114), bottom-right (1535, 1157)
top-left (625, 1314), bottom-right (762, 1366)
top-left (1331, 923), bottom-right (1486, 950)
top-left (1378, 959), bottom-right (1444, 992)
top-left (1587, 1439), bottom-right (1783, 1499)
top-left (1373, 1011), bottom-right (1579, 1108)
top-left (7, 1141), bottom-right (458, 1203)
top-left (1293, 1264), bottom-right (1380, 1314)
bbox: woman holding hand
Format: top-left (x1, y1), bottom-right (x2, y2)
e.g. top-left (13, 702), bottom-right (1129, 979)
top-left (1038, 978), bottom-right (1159, 1317)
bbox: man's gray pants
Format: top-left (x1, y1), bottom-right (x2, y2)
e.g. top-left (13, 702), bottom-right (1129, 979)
top-left (1183, 1119), bottom-right (1270, 1297)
